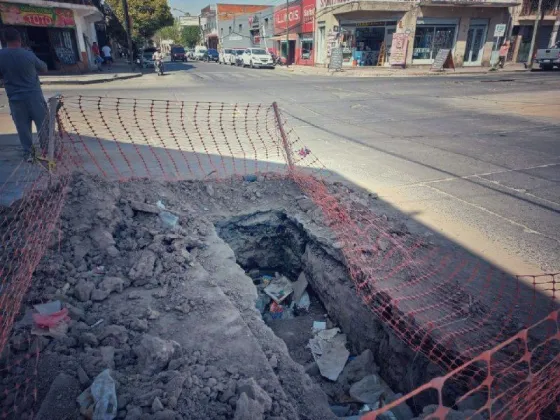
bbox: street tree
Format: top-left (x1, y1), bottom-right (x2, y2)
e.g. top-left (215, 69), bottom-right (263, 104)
top-left (106, 0), bottom-right (174, 44)
top-left (155, 24), bottom-right (181, 44)
top-left (181, 26), bottom-right (200, 48)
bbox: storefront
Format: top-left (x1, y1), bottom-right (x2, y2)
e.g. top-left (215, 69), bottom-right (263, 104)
top-left (338, 20), bottom-right (398, 67)
top-left (315, 1), bottom-right (514, 68)
top-left (273, 0), bottom-right (315, 66)
top-left (412, 18), bottom-right (458, 65)
top-left (0, 1), bottom-right (102, 71)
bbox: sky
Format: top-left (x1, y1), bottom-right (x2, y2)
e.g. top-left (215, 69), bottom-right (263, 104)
top-left (169, 0), bottom-right (284, 16)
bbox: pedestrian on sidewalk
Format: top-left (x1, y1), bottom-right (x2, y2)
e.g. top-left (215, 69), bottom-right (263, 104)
top-left (102, 43), bottom-right (113, 70)
top-left (92, 41), bottom-right (103, 71)
top-left (498, 40), bottom-right (510, 69)
top-left (0, 27), bottom-right (48, 162)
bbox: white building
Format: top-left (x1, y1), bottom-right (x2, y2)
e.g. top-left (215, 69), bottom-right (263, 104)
top-left (179, 14), bottom-right (199, 27)
top-left (0, 0), bottom-right (103, 71)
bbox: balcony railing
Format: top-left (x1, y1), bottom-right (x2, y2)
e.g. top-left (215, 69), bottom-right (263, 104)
top-left (520, 0), bottom-right (559, 15)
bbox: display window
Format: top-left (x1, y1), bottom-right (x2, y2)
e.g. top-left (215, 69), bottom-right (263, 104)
top-left (413, 25), bottom-right (456, 62)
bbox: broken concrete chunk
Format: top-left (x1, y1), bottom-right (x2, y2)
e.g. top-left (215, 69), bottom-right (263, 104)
top-left (292, 272), bottom-right (308, 303)
top-left (339, 349), bottom-right (378, 386)
top-left (349, 374), bottom-right (386, 404)
top-left (152, 396), bottom-right (164, 413)
top-left (236, 377), bottom-right (272, 412)
top-left (297, 197), bottom-right (315, 212)
top-left (130, 200), bottom-right (161, 214)
top-left (90, 228), bottom-right (116, 250)
top-left (75, 280), bottom-right (94, 302)
top-left (36, 372), bottom-right (81, 420)
top-left (135, 334), bottom-right (180, 375)
top-left (92, 277), bottom-right (126, 301)
top-left (128, 250), bottom-right (156, 285)
top-left (234, 392), bottom-right (265, 420)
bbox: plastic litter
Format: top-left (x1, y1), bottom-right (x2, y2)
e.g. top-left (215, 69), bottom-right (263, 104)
top-left (91, 369), bottom-right (117, 420)
top-left (32, 308), bottom-right (69, 328)
top-left (295, 291), bottom-right (310, 311)
top-left (312, 321), bottom-right (326, 332)
top-left (156, 200), bottom-right (166, 209)
top-left (159, 211), bottom-right (179, 228)
top-left (255, 294), bottom-right (271, 314)
top-left (34, 300), bottom-right (61, 315)
top-left (264, 275), bottom-right (293, 304)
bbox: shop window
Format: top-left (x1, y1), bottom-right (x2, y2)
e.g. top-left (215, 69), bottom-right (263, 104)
top-left (301, 38), bottom-right (313, 59)
top-left (413, 25), bottom-right (456, 61)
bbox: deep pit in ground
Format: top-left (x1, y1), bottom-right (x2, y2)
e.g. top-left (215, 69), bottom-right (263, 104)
top-left (216, 210), bottom-right (440, 417)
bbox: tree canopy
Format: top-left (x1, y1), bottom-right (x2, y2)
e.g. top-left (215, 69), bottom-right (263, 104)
top-left (106, 0), bottom-right (173, 43)
top-left (180, 26), bottom-right (200, 48)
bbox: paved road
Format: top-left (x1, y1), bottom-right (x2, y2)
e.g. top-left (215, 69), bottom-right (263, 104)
top-left (1, 60), bottom-right (559, 273)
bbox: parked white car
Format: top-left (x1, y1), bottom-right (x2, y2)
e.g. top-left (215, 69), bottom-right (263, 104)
top-left (241, 48), bottom-right (274, 68)
top-left (219, 48), bottom-right (233, 64)
top-left (193, 46), bottom-right (207, 61)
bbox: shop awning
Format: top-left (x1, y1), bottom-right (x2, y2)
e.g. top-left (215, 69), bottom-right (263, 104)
top-left (269, 34), bottom-right (298, 42)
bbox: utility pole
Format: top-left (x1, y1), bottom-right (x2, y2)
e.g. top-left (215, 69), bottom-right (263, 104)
top-left (526, 0), bottom-right (543, 68)
top-left (549, 0), bottom-right (559, 47)
top-left (121, 0), bottom-right (134, 71)
top-left (285, 0), bottom-right (289, 66)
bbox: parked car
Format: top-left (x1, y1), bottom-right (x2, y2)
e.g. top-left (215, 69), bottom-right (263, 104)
top-left (187, 48), bottom-right (195, 59)
top-left (535, 41), bottom-right (560, 70)
top-left (219, 48), bottom-right (233, 64)
top-left (170, 46), bottom-right (187, 62)
top-left (194, 46), bottom-right (207, 60)
top-left (138, 47), bottom-right (156, 68)
top-left (205, 49), bottom-right (219, 62)
top-left (241, 48), bottom-right (274, 68)
top-left (233, 49), bottom-right (245, 66)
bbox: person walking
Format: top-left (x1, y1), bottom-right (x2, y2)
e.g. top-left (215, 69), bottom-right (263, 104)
top-left (102, 43), bottom-right (113, 70)
top-left (0, 27), bottom-right (48, 162)
top-left (498, 40), bottom-right (510, 69)
top-left (92, 41), bottom-right (103, 71)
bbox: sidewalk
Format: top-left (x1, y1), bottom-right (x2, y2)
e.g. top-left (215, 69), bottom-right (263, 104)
top-left (39, 59), bottom-right (142, 85)
top-left (276, 62), bottom-right (530, 77)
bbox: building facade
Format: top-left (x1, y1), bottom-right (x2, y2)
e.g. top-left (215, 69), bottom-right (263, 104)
top-left (179, 14), bottom-right (199, 27)
top-left (273, 0), bottom-right (315, 65)
top-left (0, 0), bottom-right (103, 71)
top-left (510, 0), bottom-right (559, 63)
top-left (201, 3), bottom-right (270, 49)
top-left (218, 9), bottom-right (273, 49)
top-left (315, 0), bottom-right (518, 68)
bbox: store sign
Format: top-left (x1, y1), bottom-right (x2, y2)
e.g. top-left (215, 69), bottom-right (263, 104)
top-left (389, 33), bottom-right (408, 66)
top-left (274, 4), bottom-right (301, 31)
top-left (494, 24), bottom-right (506, 37)
top-left (317, 0), bottom-right (353, 10)
top-left (302, 0), bottom-right (315, 33)
top-left (0, 3), bottom-right (75, 28)
top-left (249, 15), bottom-right (260, 30)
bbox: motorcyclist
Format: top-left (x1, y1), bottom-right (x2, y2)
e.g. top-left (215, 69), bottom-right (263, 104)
top-left (152, 48), bottom-right (164, 74)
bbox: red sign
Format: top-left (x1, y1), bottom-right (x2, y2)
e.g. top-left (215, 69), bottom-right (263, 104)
top-left (274, 3), bottom-right (301, 32)
top-left (302, 0), bottom-right (315, 33)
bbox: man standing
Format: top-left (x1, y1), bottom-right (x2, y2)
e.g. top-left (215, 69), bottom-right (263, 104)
top-left (102, 43), bottom-right (113, 70)
top-left (498, 40), bottom-right (510, 69)
top-left (0, 27), bottom-right (48, 161)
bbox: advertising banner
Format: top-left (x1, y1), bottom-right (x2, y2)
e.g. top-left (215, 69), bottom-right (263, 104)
top-left (389, 33), bottom-right (408, 66)
top-left (302, 0), bottom-right (315, 33)
top-left (0, 2), bottom-right (75, 28)
top-left (274, 2), bottom-right (301, 32)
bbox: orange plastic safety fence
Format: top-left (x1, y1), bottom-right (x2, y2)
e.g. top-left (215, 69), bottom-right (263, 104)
top-left (0, 96), bottom-right (557, 418)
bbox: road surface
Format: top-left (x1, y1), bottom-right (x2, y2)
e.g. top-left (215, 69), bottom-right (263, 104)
top-left (1, 60), bottom-right (559, 274)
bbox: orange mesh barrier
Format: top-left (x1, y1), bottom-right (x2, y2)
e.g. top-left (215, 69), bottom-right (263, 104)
top-left (0, 96), bottom-right (558, 417)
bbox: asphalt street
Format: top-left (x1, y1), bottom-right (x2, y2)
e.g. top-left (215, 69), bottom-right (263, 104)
top-left (1, 60), bottom-right (559, 273)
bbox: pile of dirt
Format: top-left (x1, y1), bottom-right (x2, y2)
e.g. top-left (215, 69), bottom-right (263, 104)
top-left (1, 172), bottom-right (486, 419)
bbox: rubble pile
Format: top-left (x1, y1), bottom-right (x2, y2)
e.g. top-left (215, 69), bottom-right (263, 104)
top-left (1, 173), bottom-right (484, 419)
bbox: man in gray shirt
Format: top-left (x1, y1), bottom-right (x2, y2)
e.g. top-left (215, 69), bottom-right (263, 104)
top-left (0, 27), bottom-right (48, 161)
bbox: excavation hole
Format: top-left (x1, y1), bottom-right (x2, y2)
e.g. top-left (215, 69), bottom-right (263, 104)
top-left (216, 210), bottom-right (421, 417)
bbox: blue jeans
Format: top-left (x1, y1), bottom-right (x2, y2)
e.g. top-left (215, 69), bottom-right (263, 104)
top-left (9, 93), bottom-right (48, 157)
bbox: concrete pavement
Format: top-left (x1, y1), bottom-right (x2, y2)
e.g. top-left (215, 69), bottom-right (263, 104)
top-left (1, 60), bottom-right (559, 274)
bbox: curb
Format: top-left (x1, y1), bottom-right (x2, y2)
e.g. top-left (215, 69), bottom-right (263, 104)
top-left (275, 67), bottom-right (530, 78)
top-left (41, 72), bottom-right (142, 86)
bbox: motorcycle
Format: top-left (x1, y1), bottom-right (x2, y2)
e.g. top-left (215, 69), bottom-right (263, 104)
top-left (154, 59), bottom-right (164, 76)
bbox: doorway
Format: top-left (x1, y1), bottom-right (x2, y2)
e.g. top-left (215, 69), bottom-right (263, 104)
top-left (463, 24), bottom-right (487, 66)
top-left (317, 26), bottom-right (325, 64)
top-left (384, 26), bottom-right (396, 66)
